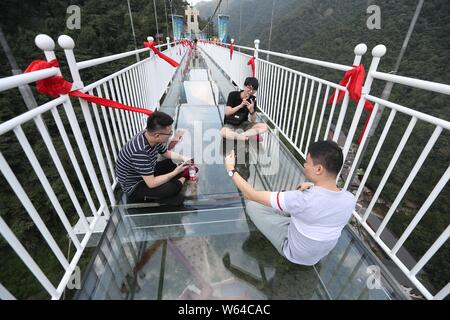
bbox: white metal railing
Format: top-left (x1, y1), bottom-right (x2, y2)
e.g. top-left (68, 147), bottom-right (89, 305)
top-left (200, 40), bottom-right (449, 300)
top-left (0, 34), bottom-right (187, 300)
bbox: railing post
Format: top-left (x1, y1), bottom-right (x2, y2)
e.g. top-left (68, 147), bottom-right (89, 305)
top-left (166, 36), bottom-right (171, 53)
top-left (341, 44), bottom-right (386, 182)
top-left (34, 34), bottom-right (111, 218)
top-left (147, 36), bottom-right (154, 58)
top-left (333, 43), bottom-right (367, 142)
top-left (147, 36), bottom-right (159, 110)
top-left (57, 34), bottom-right (116, 208)
top-left (254, 39), bottom-right (260, 79)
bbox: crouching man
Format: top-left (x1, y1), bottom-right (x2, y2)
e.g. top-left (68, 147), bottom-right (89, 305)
top-left (116, 111), bottom-right (194, 204)
top-left (224, 140), bottom-right (356, 265)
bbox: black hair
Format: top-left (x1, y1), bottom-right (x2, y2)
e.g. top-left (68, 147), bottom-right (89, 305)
top-left (244, 77), bottom-right (259, 91)
top-left (307, 140), bottom-right (343, 176)
top-left (146, 111), bottom-right (174, 132)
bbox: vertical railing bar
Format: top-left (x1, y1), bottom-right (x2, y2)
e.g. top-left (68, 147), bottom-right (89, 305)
top-left (324, 89), bottom-right (339, 140)
top-left (262, 62), bottom-right (269, 113)
top-left (102, 82), bottom-right (122, 155)
top-left (0, 217), bottom-right (58, 297)
top-left (410, 225), bottom-right (450, 276)
top-left (269, 65), bottom-right (278, 121)
top-left (89, 89), bottom-right (115, 182)
top-left (392, 165), bottom-right (449, 255)
top-left (108, 79), bottom-right (127, 147)
top-left (289, 76), bottom-right (303, 139)
top-left (305, 82), bottom-right (322, 153)
top-left (343, 103), bottom-right (380, 190)
top-left (132, 66), bottom-right (144, 109)
top-left (0, 283), bottom-right (16, 300)
top-left (117, 75), bottom-right (134, 139)
top-left (283, 72), bottom-right (296, 133)
top-left (267, 64), bottom-right (275, 117)
top-left (14, 125), bottom-right (83, 250)
top-left (277, 69), bottom-right (288, 127)
top-left (77, 96), bottom-right (116, 207)
top-left (315, 86), bottom-right (330, 142)
top-left (0, 150), bottom-right (70, 268)
top-left (355, 109), bottom-right (397, 201)
top-left (49, 107), bottom-right (97, 216)
top-left (362, 116), bottom-right (417, 223)
top-left (374, 125), bottom-right (443, 237)
top-left (96, 86), bottom-right (118, 161)
top-left (123, 72), bottom-right (138, 135)
top-left (279, 71), bottom-right (291, 131)
top-left (113, 76), bottom-right (131, 142)
top-left (294, 77), bottom-right (309, 146)
top-left (333, 91), bottom-right (350, 142)
top-left (434, 281), bottom-right (450, 300)
top-left (275, 69), bottom-right (286, 125)
top-left (299, 80), bottom-right (316, 152)
top-left (34, 114), bottom-right (90, 234)
top-left (128, 68), bottom-right (141, 132)
top-left (259, 61), bottom-right (267, 112)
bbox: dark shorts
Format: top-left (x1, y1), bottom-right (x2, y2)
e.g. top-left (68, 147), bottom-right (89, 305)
top-left (128, 159), bottom-right (184, 205)
top-left (223, 120), bottom-right (254, 132)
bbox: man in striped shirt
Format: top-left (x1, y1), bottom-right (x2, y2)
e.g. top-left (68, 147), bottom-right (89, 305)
top-left (224, 140), bottom-right (356, 265)
top-left (116, 111), bottom-right (194, 204)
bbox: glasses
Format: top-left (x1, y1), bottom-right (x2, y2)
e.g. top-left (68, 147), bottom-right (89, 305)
top-left (246, 85), bottom-right (257, 93)
top-left (155, 131), bottom-right (173, 136)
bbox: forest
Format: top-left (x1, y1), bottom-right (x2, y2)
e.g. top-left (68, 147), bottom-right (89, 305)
top-left (0, 0), bottom-right (448, 298)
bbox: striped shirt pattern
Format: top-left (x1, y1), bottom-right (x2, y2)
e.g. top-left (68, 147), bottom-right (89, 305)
top-left (116, 131), bottom-right (167, 194)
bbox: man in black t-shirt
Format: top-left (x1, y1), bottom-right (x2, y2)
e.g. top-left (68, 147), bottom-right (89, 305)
top-left (220, 77), bottom-right (268, 141)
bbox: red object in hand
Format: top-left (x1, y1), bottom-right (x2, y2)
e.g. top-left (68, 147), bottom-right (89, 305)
top-left (180, 164), bottom-right (199, 180)
top-left (144, 41), bottom-right (180, 68)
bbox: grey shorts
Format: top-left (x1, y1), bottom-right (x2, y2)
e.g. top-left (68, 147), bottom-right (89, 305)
top-left (244, 200), bottom-right (290, 255)
top-left (223, 121), bottom-right (254, 132)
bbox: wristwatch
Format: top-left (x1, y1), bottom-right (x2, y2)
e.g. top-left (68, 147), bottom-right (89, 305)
top-left (227, 169), bottom-right (237, 177)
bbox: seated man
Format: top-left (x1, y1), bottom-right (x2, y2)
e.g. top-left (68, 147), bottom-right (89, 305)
top-left (224, 140), bottom-right (356, 265)
top-left (220, 77), bottom-right (268, 141)
top-left (116, 111), bottom-right (195, 204)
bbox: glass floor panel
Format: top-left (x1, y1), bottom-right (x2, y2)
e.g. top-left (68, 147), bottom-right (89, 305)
top-left (75, 48), bottom-right (408, 300)
top-left (76, 205), bottom-right (406, 300)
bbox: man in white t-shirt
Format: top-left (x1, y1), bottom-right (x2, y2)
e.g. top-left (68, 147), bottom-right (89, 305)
top-left (224, 140), bottom-right (356, 265)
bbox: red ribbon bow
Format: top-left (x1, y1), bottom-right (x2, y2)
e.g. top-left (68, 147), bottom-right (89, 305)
top-left (24, 59), bottom-right (153, 115)
top-left (247, 56), bottom-right (256, 77)
top-left (230, 42), bottom-right (234, 60)
top-left (327, 64), bottom-right (374, 144)
top-left (144, 41), bottom-right (180, 68)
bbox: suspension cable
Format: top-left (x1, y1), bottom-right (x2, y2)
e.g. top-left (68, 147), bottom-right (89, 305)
top-left (200, 0), bottom-right (223, 34)
top-left (163, 0), bottom-right (169, 39)
top-left (153, 0), bottom-right (160, 40)
top-left (267, 0), bottom-right (276, 61)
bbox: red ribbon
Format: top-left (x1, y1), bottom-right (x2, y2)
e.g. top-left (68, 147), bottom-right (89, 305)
top-left (24, 59), bottom-right (153, 115)
top-left (247, 56), bottom-right (256, 77)
top-left (327, 65), bottom-right (374, 144)
top-left (144, 41), bottom-right (180, 68)
top-left (230, 42), bottom-right (234, 60)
